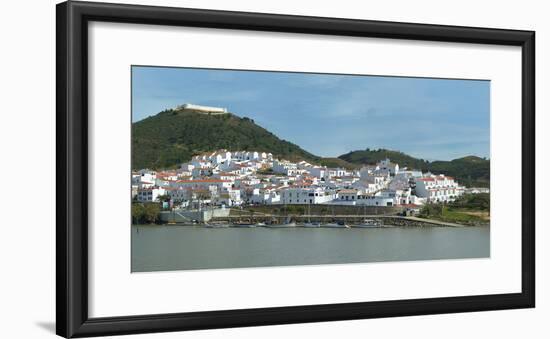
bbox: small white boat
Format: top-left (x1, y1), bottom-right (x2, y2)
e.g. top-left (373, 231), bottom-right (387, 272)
top-left (255, 222), bottom-right (266, 227)
top-left (204, 223), bottom-right (230, 228)
top-left (232, 222), bottom-right (256, 228)
top-left (267, 222), bottom-right (296, 228)
top-left (321, 221), bottom-right (349, 228)
top-left (303, 222), bottom-right (320, 228)
top-left (354, 219), bottom-right (382, 228)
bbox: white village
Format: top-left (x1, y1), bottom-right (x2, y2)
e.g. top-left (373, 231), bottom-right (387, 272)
top-left (132, 104), bottom-right (488, 227)
top-left (134, 151), bottom-right (466, 209)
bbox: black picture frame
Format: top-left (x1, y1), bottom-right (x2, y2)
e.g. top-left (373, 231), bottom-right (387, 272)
top-left (56, 1), bottom-right (535, 337)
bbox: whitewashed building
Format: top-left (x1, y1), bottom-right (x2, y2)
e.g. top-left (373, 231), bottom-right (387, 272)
top-left (327, 167), bottom-right (349, 178)
top-left (177, 103), bottom-right (228, 114)
top-left (250, 188), bottom-right (281, 205)
top-left (171, 179), bottom-right (233, 191)
top-left (377, 158), bottom-right (399, 175)
top-left (414, 174), bottom-right (464, 203)
top-left (137, 187), bottom-right (166, 202)
top-left (336, 189), bottom-right (360, 202)
top-left (280, 187), bottom-right (336, 204)
top-left (273, 160), bottom-right (299, 176)
top-left (359, 165), bottom-right (378, 179)
top-left (308, 166), bottom-right (327, 179)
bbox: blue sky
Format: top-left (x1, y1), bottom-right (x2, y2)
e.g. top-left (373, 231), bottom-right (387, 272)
top-left (132, 66), bottom-right (490, 161)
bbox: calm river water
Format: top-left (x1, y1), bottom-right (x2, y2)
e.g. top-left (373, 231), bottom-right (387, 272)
top-left (131, 225), bottom-right (489, 272)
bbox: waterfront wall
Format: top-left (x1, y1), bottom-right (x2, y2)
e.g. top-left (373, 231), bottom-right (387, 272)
top-left (244, 204), bottom-right (405, 216)
top-left (160, 208), bottom-right (231, 223)
top-left (382, 217), bottom-right (438, 227)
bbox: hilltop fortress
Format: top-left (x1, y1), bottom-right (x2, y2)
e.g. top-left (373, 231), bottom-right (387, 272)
top-left (176, 103), bottom-right (228, 115)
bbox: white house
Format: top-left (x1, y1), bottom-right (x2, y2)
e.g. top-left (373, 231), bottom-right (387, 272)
top-left (217, 187), bottom-right (242, 206)
top-left (279, 187), bottom-right (336, 204)
top-left (395, 170), bottom-right (423, 179)
top-left (465, 187), bottom-right (490, 194)
top-left (356, 192), bottom-right (395, 207)
top-left (177, 103), bottom-right (228, 114)
top-left (414, 174), bottom-right (464, 203)
top-left (336, 189), bottom-right (360, 203)
top-left (329, 189), bottom-right (395, 206)
top-left (308, 166), bottom-right (327, 179)
top-left (270, 176), bottom-right (291, 187)
top-left (133, 170), bottom-right (156, 187)
top-left (377, 158), bottom-right (399, 175)
top-left (272, 160), bottom-right (299, 176)
top-left (137, 186), bottom-right (166, 202)
top-left (250, 188), bottom-right (281, 205)
top-left (171, 179), bottom-right (233, 191)
top-left (327, 167), bottom-right (349, 178)
top-left (359, 165), bottom-right (378, 179)
top-left (213, 172), bottom-right (239, 182)
top-left (297, 160), bottom-right (313, 169)
top-left (352, 180), bottom-right (382, 194)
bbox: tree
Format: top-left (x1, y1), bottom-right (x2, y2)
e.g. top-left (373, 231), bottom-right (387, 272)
top-left (419, 203), bottom-right (443, 218)
top-left (143, 203), bottom-right (160, 224)
top-left (131, 203), bottom-right (145, 224)
top-left (449, 193), bottom-right (490, 211)
top-left (132, 202), bottom-right (160, 224)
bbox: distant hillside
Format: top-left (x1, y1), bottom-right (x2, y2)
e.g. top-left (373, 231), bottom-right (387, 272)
top-left (339, 149), bottom-right (430, 170)
top-left (132, 108), bottom-right (319, 169)
top-left (339, 149), bottom-right (490, 187)
top-left (428, 156), bottom-right (490, 188)
top-left (318, 157), bottom-right (361, 170)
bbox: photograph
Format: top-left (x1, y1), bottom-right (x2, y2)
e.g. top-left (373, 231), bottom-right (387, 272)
top-left (130, 66), bottom-right (491, 272)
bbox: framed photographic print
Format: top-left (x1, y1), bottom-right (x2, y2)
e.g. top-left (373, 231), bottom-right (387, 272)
top-left (56, 1), bottom-right (535, 338)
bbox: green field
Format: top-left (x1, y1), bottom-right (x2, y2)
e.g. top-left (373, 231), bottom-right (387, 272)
top-left (418, 193), bottom-right (490, 226)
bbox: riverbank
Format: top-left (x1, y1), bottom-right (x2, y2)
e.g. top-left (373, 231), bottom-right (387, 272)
top-left (133, 215), bottom-right (472, 228)
top-left (417, 193), bottom-right (490, 226)
top-left (417, 208), bottom-right (489, 226)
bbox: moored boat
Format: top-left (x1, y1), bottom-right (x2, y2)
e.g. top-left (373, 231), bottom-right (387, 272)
top-left (204, 223), bottom-right (230, 228)
top-left (354, 219), bottom-right (382, 228)
top-left (266, 222), bottom-right (296, 228)
top-left (321, 221), bottom-right (349, 228)
top-left (232, 222), bottom-right (256, 228)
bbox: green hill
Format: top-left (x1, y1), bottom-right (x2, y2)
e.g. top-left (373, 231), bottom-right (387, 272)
top-left (339, 149), bottom-right (490, 187)
top-left (428, 156), bottom-right (490, 188)
top-left (132, 108), bottom-right (320, 169)
top-left (318, 157), bottom-right (361, 170)
top-left (132, 109), bottom-right (489, 187)
top-left (339, 148), bottom-right (430, 170)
